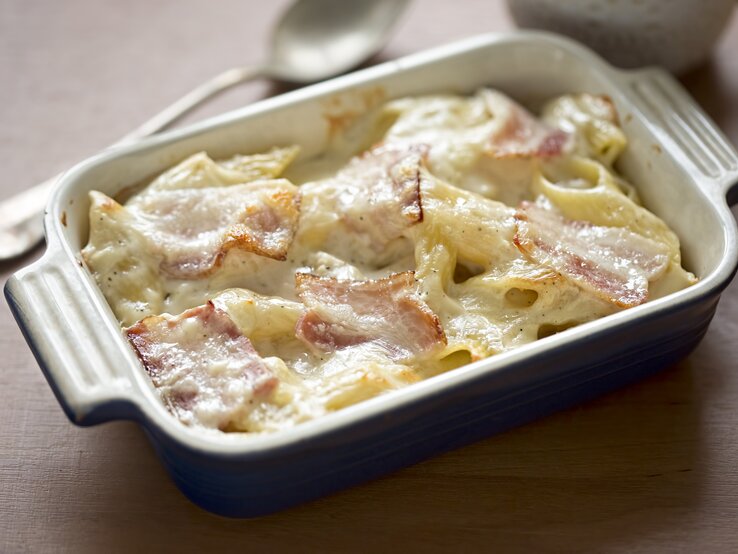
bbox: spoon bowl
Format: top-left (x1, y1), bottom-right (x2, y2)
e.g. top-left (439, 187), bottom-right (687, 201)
top-left (270, 0), bottom-right (410, 82)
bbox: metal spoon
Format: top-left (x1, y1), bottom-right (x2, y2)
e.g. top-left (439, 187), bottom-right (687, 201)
top-left (0, 0), bottom-right (410, 260)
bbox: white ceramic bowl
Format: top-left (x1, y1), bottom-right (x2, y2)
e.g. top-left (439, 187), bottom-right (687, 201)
top-left (6, 31), bottom-right (738, 517)
top-left (507, 0), bottom-right (736, 74)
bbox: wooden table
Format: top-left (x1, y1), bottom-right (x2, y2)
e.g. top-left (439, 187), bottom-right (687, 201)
top-left (2, 1), bottom-right (737, 551)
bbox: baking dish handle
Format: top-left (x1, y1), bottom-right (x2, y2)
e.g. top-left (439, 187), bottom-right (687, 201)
top-left (624, 69), bottom-right (738, 207)
top-left (5, 248), bottom-right (141, 426)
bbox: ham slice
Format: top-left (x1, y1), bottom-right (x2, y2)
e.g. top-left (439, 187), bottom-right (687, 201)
top-left (128, 180), bottom-right (300, 279)
top-left (513, 201), bottom-right (670, 308)
top-left (484, 90), bottom-right (570, 159)
top-left (330, 144), bottom-right (426, 248)
top-left (126, 303), bottom-right (277, 430)
top-left (295, 271), bottom-right (446, 361)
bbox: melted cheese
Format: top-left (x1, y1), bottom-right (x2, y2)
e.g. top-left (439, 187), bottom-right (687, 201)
top-left (82, 90), bottom-right (697, 433)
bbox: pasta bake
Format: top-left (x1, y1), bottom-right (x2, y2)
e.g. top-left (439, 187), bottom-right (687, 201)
top-left (82, 90), bottom-right (696, 433)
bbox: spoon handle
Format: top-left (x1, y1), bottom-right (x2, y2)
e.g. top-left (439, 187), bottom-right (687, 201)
top-left (119, 66), bottom-right (267, 142)
top-left (0, 65), bottom-right (267, 261)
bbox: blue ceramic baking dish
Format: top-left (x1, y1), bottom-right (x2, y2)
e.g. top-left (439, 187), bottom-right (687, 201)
top-left (6, 32), bottom-right (738, 517)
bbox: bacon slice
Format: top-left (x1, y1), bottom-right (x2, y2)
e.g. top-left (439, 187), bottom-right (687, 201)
top-left (513, 202), bottom-right (670, 308)
top-left (126, 303), bottom-right (277, 430)
top-left (484, 90), bottom-right (570, 159)
top-left (330, 144), bottom-right (426, 248)
top-left (295, 271), bottom-right (446, 361)
top-left (128, 181), bottom-right (300, 279)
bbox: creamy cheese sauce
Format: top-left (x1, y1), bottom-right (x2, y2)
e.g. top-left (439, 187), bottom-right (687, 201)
top-left (82, 90), bottom-right (697, 433)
